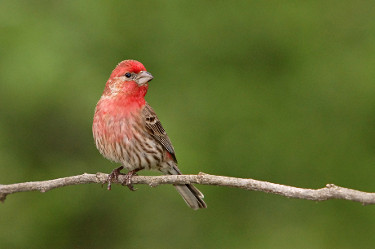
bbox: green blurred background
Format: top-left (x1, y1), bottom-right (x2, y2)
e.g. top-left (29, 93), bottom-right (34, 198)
top-left (1, 1), bottom-right (375, 248)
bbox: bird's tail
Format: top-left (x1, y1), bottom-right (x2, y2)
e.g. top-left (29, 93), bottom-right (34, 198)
top-left (168, 165), bottom-right (207, 210)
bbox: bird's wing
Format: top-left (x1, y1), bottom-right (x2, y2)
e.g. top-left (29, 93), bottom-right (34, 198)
top-left (143, 102), bottom-right (177, 162)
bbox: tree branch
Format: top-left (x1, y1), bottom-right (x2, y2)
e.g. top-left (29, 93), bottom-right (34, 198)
top-left (1, 172), bottom-right (374, 205)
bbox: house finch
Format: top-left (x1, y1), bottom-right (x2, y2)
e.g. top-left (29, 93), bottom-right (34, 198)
top-left (93, 60), bottom-right (206, 210)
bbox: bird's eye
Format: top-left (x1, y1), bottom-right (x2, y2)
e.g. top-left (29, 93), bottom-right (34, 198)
top-left (125, 72), bottom-right (131, 78)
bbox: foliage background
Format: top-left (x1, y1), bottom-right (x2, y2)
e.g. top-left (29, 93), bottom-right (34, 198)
top-left (1, 1), bottom-right (375, 248)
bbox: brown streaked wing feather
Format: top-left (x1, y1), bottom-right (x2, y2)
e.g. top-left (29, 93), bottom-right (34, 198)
top-left (143, 102), bottom-right (177, 162)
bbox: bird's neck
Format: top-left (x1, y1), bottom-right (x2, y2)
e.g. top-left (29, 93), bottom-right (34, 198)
top-left (115, 93), bottom-right (146, 110)
top-left (97, 90), bottom-right (147, 116)
top-left (100, 80), bottom-right (148, 112)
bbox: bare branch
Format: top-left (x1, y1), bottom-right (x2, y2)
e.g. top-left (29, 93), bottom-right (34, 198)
top-left (1, 172), bottom-right (374, 205)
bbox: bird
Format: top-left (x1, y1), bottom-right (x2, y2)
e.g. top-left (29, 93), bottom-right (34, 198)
top-left (92, 59), bottom-right (206, 210)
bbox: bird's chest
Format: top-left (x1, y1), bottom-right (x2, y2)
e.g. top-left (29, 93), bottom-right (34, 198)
top-left (94, 111), bottom-right (142, 150)
top-left (93, 110), bottom-right (163, 170)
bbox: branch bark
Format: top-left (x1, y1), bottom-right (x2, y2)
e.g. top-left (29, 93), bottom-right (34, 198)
top-left (1, 172), bottom-right (374, 205)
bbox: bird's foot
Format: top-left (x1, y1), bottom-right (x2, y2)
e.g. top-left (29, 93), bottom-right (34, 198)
top-left (107, 166), bottom-right (124, 190)
top-left (123, 169), bottom-right (140, 191)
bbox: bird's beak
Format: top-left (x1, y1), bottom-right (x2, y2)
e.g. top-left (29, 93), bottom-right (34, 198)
top-left (136, 71), bottom-right (153, 85)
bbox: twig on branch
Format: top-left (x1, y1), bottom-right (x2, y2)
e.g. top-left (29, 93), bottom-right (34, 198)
top-left (0, 172), bottom-right (374, 205)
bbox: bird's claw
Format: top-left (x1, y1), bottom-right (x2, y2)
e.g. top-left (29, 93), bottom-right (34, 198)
top-left (107, 166), bottom-right (124, 190)
top-left (122, 169), bottom-right (139, 191)
top-left (107, 167), bottom-right (140, 191)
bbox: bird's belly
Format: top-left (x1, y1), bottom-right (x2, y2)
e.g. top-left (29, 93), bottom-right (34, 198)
top-left (118, 135), bottom-right (164, 171)
top-left (94, 122), bottom-right (164, 171)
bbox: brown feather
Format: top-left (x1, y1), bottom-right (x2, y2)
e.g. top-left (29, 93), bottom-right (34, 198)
top-left (142, 102), bottom-right (177, 162)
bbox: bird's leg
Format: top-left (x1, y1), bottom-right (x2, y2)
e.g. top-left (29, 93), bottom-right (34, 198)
top-left (123, 168), bottom-right (142, 191)
top-left (107, 166), bottom-right (124, 190)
